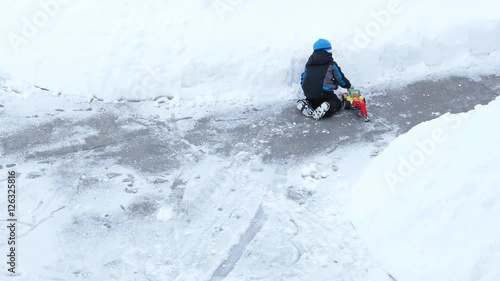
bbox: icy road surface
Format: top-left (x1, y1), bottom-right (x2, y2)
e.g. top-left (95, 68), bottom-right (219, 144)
top-left (0, 75), bottom-right (499, 281)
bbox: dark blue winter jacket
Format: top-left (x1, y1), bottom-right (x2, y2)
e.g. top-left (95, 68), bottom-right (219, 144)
top-left (300, 50), bottom-right (351, 99)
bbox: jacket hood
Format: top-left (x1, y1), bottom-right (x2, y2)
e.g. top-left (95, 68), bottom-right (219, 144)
top-left (306, 50), bottom-right (334, 66)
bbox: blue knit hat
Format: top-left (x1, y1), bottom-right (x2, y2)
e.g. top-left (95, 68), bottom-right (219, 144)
top-left (313, 39), bottom-right (332, 51)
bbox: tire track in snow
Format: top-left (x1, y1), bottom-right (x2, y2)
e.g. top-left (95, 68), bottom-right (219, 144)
top-left (209, 204), bottom-right (268, 281)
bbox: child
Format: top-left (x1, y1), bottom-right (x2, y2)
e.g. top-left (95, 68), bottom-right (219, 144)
top-left (297, 39), bottom-right (352, 120)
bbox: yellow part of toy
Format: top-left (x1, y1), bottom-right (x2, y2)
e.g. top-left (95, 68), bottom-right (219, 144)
top-left (343, 93), bottom-right (364, 102)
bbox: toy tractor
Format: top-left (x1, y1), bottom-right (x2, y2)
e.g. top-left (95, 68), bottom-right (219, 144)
top-left (342, 88), bottom-right (370, 122)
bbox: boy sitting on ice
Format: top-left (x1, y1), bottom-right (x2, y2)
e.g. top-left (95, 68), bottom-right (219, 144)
top-left (297, 39), bottom-right (352, 120)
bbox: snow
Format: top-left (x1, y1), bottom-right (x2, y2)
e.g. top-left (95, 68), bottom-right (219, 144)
top-left (0, 0), bottom-right (499, 105)
top-left (156, 206), bottom-right (174, 222)
top-left (1, 0), bottom-right (500, 280)
top-left (1, 74), bottom-right (500, 280)
top-left (351, 97), bottom-right (500, 281)
top-left (0, 83), bottom-right (399, 280)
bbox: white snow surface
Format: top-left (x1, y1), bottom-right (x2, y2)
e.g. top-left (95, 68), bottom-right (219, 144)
top-left (351, 97), bottom-right (500, 281)
top-left (1, 1), bottom-right (500, 280)
top-left (0, 86), bottom-right (395, 281)
top-left (0, 0), bottom-right (499, 104)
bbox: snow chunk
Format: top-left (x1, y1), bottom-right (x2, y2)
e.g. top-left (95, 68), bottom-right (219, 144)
top-left (156, 206), bottom-right (174, 222)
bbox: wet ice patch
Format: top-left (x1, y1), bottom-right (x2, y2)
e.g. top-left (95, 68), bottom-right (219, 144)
top-left (27, 125), bottom-right (101, 158)
top-left (127, 196), bottom-right (160, 218)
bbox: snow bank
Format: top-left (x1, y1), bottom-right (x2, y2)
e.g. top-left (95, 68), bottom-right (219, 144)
top-left (0, 0), bottom-right (499, 103)
top-left (351, 97), bottom-right (500, 281)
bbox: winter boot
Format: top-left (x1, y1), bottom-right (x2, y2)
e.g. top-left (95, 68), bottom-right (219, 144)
top-left (312, 102), bottom-right (330, 120)
top-left (296, 100), bottom-right (313, 117)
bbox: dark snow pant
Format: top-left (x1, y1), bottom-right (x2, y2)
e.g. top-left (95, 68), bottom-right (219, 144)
top-left (307, 94), bottom-right (342, 117)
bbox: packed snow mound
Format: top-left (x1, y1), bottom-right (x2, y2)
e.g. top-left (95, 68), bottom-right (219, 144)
top-left (0, 0), bottom-right (499, 103)
top-left (351, 97), bottom-right (500, 281)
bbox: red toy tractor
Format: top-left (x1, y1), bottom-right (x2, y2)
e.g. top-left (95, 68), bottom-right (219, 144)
top-left (342, 88), bottom-right (370, 122)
